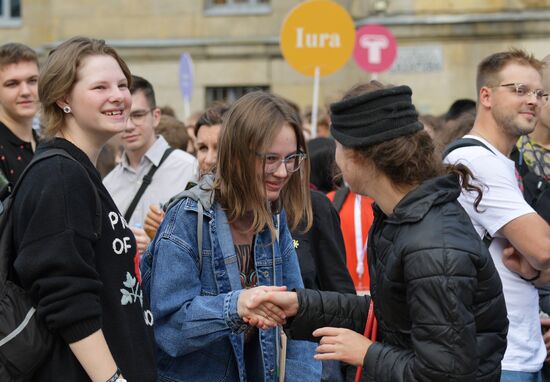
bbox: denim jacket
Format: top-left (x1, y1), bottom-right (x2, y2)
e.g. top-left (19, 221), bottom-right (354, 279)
top-left (141, 183), bottom-right (320, 382)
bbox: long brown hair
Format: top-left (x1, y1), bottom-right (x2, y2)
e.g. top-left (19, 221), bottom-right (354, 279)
top-left (39, 37), bottom-right (132, 138)
top-left (340, 81), bottom-right (484, 209)
top-left (214, 91), bottom-right (312, 235)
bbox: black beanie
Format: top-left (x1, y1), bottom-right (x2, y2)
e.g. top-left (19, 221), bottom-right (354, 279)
top-left (330, 85), bottom-right (423, 148)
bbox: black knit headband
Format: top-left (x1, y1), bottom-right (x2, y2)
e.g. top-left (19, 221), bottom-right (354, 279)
top-left (330, 85), bottom-right (423, 148)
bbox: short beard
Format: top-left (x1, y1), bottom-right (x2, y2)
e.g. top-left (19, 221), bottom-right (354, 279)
top-left (492, 107), bottom-right (535, 137)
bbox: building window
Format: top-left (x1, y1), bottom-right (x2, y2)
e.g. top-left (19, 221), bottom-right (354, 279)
top-left (204, 0), bottom-right (271, 16)
top-left (205, 85), bottom-right (270, 106)
top-left (0, 0), bottom-right (21, 27)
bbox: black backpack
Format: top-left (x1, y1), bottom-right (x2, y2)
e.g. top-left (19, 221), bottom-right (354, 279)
top-left (0, 148), bottom-right (100, 381)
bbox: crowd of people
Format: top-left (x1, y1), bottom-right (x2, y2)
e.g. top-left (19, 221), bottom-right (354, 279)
top-left (2, 36), bottom-right (550, 382)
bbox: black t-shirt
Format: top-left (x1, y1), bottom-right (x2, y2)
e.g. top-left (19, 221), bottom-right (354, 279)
top-left (0, 121), bottom-right (38, 185)
top-left (12, 138), bottom-right (156, 381)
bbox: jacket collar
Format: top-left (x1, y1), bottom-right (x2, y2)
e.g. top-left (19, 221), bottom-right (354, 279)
top-left (166, 173), bottom-right (216, 219)
top-left (382, 173), bottom-right (461, 224)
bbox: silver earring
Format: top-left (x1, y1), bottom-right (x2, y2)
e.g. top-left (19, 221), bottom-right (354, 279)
top-left (63, 105), bottom-right (72, 114)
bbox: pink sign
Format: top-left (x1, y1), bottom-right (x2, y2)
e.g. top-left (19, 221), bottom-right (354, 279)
top-left (353, 24), bottom-right (397, 73)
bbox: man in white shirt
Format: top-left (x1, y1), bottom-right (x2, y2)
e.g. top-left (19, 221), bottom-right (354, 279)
top-left (104, 75), bottom-right (197, 253)
top-left (445, 49), bottom-right (550, 381)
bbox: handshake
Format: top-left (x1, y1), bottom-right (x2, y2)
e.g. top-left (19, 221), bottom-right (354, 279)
top-left (236, 286), bottom-right (297, 330)
top-left (235, 286), bottom-right (372, 367)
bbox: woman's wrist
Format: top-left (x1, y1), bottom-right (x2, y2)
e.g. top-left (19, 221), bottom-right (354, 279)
top-left (106, 368), bottom-right (126, 382)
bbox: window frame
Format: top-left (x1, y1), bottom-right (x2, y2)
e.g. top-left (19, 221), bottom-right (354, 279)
top-left (0, 0), bottom-right (22, 28)
top-left (205, 85), bottom-right (270, 106)
top-left (204, 0), bottom-right (271, 16)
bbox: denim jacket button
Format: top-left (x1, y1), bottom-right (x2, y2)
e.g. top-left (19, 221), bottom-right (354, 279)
top-left (262, 271), bottom-right (269, 277)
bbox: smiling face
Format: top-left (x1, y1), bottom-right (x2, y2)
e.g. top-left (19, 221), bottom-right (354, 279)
top-left (63, 54), bottom-right (131, 139)
top-left (0, 60), bottom-right (39, 124)
top-left (489, 62), bottom-right (543, 137)
top-left (196, 123), bottom-right (221, 175)
top-left (257, 123), bottom-right (298, 202)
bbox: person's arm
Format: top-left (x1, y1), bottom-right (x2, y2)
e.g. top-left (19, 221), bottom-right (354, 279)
top-left (69, 329), bottom-right (120, 382)
top-left (501, 245), bottom-right (550, 287)
top-left (246, 289), bottom-right (370, 340)
top-left (288, 290), bottom-right (369, 341)
top-left (500, 213), bottom-right (550, 270)
top-left (453, 152), bottom-right (550, 270)
top-left (13, 158), bottom-right (116, 380)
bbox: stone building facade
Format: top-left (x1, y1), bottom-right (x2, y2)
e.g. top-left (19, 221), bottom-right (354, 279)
top-left (1, 0), bottom-right (550, 118)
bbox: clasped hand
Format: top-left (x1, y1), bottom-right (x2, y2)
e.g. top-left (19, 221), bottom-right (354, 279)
top-left (237, 288), bottom-right (298, 329)
top-left (238, 288), bottom-right (371, 366)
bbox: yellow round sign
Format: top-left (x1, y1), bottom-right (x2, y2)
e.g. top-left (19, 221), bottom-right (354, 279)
top-left (280, 0), bottom-right (355, 77)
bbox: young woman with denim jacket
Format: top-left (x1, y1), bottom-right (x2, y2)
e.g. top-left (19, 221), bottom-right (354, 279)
top-left (141, 91), bottom-right (321, 382)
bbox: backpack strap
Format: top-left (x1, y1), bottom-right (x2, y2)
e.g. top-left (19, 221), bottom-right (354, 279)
top-left (16, 149), bottom-right (101, 236)
top-left (332, 186), bottom-right (350, 213)
top-left (1, 148), bottom-right (102, 282)
top-left (442, 137), bottom-right (495, 159)
top-left (124, 147), bottom-right (175, 223)
top-left (196, 202), bottom-right (204, 273)
top-left (443, 138), bottom-right (497, 248)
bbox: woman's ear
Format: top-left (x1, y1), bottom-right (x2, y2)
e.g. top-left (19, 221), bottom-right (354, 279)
top-left (55, 98), bottom-right (69, 111)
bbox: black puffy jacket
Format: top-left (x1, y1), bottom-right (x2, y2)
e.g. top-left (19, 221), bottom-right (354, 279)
top-left (286, 174), bottom-right (508, 382)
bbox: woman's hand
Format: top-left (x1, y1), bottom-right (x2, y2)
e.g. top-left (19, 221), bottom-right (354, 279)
top-left (502, 245), bottom-right (539, 279)
top-left (248, 291), bottom-right (299, 319)
top-left (312, 327), bottom-right (372, 367)
top-left (237, 286), bottom-right (288, 330)
top-left (144, 204), bottom-right (165, 240)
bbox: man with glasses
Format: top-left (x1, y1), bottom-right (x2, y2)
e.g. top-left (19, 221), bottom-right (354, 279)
top-left (445, 49), bottom-right (550, 381)
top-left (104, 75), bottom-right (197, 254)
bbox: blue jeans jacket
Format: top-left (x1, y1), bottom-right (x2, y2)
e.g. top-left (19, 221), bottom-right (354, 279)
top-left (141, 196), bottom-right (320, 382)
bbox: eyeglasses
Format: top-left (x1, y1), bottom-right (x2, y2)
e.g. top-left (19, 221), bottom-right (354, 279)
top-left (256, 151), bottom-right (307, 174)
top-left (128, 109), bottom-right (154, 125)
top-left (496, 83), bottom-right (548, 103)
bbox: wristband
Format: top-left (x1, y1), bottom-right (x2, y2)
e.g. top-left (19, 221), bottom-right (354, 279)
top-left (519, 270), bottom-right (541, 282)
top-left (106, 368), bottom-right (126, 382)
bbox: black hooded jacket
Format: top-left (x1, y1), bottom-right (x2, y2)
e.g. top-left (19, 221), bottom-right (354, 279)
top-left (286, 174), bottom-right (508, 381)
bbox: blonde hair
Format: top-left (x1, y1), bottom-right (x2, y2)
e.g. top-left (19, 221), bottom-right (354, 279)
top-left (38, 37), bottom-right (132, 138)
top-left (214, 91), bottom-right (312, 235)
